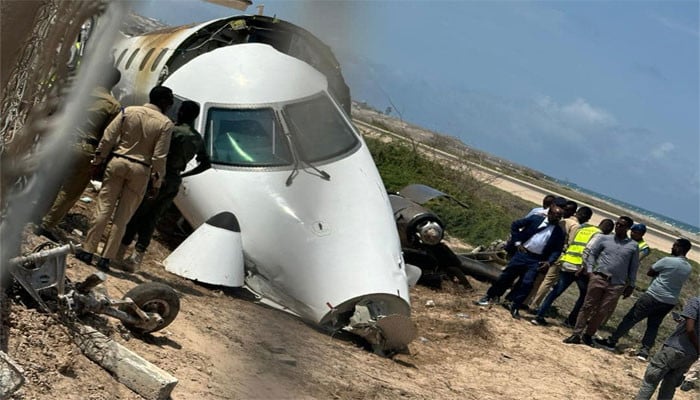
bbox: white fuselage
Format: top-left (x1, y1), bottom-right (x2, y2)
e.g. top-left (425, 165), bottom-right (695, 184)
top-left (114, 30), bottom-right (412, 332)
top-left (167, 44), bottom-right (411, 326)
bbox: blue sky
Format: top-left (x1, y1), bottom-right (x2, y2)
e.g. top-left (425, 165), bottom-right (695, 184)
top-left (136, 0), bottom-right (700, 229)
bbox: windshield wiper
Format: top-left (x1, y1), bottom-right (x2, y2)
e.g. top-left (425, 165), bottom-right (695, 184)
top-left (280, 111), bottom-right (331, 186)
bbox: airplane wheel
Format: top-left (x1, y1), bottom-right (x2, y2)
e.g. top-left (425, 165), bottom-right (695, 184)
top-left (121, 282), bottom-right (180, 334)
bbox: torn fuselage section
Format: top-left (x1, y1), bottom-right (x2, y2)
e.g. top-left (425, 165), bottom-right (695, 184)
top-left (323, 294), bottom-right (416, 354)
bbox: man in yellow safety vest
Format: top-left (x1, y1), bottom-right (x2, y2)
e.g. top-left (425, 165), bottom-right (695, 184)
top-left (530, 212), bottom-right (614, 326)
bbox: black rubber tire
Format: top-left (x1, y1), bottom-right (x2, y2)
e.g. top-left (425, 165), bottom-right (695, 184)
top-left (457, 255), bottom-right (503, 283)
top-left (445, 266), bottom-right (471, 288)
top-left (121, 282), bottom-right (180, 334)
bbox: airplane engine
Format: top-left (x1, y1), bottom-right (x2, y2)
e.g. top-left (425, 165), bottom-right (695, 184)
top-left (389, 194), bottom-right (445, 247)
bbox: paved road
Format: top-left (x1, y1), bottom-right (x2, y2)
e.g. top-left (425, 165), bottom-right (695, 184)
top-left (354, 119), bottom-right (700, 264)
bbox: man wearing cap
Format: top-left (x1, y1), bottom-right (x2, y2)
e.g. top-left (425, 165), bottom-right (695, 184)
top-left (596, 238), bottom-right (693, 361)
top-left (632, 223), bottom-right (651, 262)
top-left (563, 215), bottom-right (639, 346)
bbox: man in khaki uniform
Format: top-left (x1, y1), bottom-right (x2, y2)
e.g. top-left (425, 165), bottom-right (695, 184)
top-left (35, 68), bottom-right (121, 241)
top-left (117, 100), bottom-right (210, 271)
top-left (76, 86), bottom-right (174, 270)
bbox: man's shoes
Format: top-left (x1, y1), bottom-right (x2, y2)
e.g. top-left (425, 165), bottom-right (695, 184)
top-left (636, 347), bottom-right (650, 361)
top-left (530, 317), bottom-right (548, 326)
top-left (474, 296), bottom-right (493, 306)
top-left (129, 249), bottom-right (145, 267)
top-left (582, 334), bottom-right (594, 347)
top-left (509, 304), bottom-right (521, 319)
top-left (680, 379), bottom-right (695, 391)
top-left (594, 337), bottom-right (617, 352)
top-left (563, 334), bottom-right (582, 344)
top-left (75, 250), bottom-right (94, 265)
top-left (96, 257), bottom-right (110, 272)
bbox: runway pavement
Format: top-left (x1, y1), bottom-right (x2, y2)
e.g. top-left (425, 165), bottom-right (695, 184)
top-left (355, 118), bottom-right (700, 264)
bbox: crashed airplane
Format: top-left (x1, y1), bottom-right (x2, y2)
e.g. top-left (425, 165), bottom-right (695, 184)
top-left (111, 14), bottom-right (418, 352)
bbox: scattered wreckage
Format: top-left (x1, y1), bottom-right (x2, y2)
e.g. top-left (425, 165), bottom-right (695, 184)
top-left (390, 184), bottom-right (506, 288)
top-left (9, 242), bottom-right (180, 334)
top-left (5, 242), bottom-right (181, 399)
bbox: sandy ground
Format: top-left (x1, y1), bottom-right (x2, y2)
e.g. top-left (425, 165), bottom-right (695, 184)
top-left (5, 116), bottom-right (699, 399)
top-left (7, 221), bottom-right (698, 400)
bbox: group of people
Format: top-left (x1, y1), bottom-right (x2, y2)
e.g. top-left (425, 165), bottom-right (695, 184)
top-left (475, 194), bottom-right (697, 399)
top-left (35, 68), bottom-right (210, 272)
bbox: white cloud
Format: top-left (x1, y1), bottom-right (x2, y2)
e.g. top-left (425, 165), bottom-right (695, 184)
top-left (533, 96), bottom-right (615, 126)
top-left (561, 98), bottom-right (616, 125)
top-left (650, 142), bottom-right (675, 159)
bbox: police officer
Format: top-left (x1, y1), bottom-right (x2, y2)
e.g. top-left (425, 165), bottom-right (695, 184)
top-left (35, 67), bottom-right (121, 241)
top-left (76, 86), bottom-right (174, 270)
top-left (116, 100), bottom-right (210, 271)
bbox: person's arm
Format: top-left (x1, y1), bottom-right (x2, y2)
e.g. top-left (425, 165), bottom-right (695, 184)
top-left (93, 108), bottom-right (123, 165)
top-left (510, 216), bottom-right (530, 237)
top-left (546, 227), bottom-right (565, 264)
top-left (639, 246), bottom-right (651, 261)
top-left (647, 258), bottom-right (662, 278)
top-left (584, 235), bottom-right (605, 273)
top-left (150, 121), bottom-right (174, 189)
top-left (181, 142), bottom-right (211, 178)
top-left (622, 245), bottom-right (640, 298)
top-left (686, 317), bottom-right (699, 355)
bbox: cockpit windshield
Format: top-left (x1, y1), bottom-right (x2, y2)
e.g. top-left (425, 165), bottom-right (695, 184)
top-left (206, 107), bottom-right (293, 167)
top-left (283, 94), bottom-right (359, 163)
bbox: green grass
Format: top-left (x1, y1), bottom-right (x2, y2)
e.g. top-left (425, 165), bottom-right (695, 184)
top-left (364, 127), bottom-right (700, 353)
top-left (366, 136), bottom-right (533, 245)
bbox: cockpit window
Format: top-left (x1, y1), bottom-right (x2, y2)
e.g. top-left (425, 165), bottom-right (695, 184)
top-left (206, 107), bottom-right (292, 167)
top-left (283, 94), bottom-right (359, 162)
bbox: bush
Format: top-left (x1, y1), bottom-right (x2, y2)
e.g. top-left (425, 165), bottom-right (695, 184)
top-left (366, 137), bottom-right (534, 245)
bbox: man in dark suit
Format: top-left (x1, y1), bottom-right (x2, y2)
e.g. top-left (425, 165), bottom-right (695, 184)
top-left (475, 204), bottom-right (566, 318)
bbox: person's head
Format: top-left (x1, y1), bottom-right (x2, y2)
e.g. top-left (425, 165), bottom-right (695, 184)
top-left (575, 206), bottom-right (592, 224)
top-left (149, 86), bottom-right (174, 113)
top-left (547, 204), bottom-right (564, 224)
top-left (598, 218), bottom-right (614, 234)
top-left (552, 196), bottom-right (567, 209)
top-left (564, 200), bottom-right (578, 218)
top-left (630, 223), bottom-right (647, 242)
top-left (614, 216), bottom-right (634, 238)
top-left (542, 194), bottom-right (556, 209)
top-left (671, 238), bottom-right (691, 257)
top-left (177, 100), bottom-right (200, 125)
